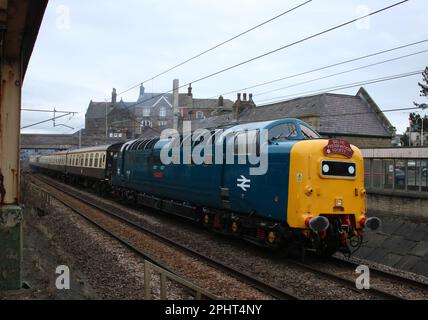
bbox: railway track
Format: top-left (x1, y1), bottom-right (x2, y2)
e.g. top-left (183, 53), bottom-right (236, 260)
top-left (330, 256), bottom-right (428, 293)
top-left (31, 174), bottom-right (428, 300)
top-left (283, 259), bottom-right (407, 300)
top-left (31, 174), bottom-right (300, 300)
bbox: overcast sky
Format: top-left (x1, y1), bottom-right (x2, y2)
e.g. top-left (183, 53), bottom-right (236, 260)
top-left (22, 0), bottom-right (427, 135)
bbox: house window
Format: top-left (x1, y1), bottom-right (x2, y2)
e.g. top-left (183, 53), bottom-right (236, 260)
top-left (196, 111), bottom-right (205, 119)
top-left (143, 108), bottom-right (151, 117)
top-left (159, 120), bottom-right (167, 127)
top-left (159, 107), bottom-right (166, 117)
top-left (142, 120), bottom-right (152, 127)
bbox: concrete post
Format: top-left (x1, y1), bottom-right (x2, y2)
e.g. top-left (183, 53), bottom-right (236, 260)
top-left (0, 60), bottom-right (23, 290)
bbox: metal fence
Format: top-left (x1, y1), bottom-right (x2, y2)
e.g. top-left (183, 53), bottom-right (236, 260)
top-left (144, 260), bottom-right (217, 300)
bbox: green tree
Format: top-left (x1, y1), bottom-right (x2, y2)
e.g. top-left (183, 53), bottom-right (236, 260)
top-left (401, 113), bottom-right (428, 147)
top-left (414, 67), bottom-right (428, 108)
top-left (403, 68), bottom-right (428, 146)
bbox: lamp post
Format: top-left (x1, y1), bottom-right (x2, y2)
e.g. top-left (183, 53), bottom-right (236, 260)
top-left (105, 99), bottom-right (108, 140)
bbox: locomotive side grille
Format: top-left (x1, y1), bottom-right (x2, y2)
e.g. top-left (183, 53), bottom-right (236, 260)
top-left (221, 188), bottom-right (231, 209)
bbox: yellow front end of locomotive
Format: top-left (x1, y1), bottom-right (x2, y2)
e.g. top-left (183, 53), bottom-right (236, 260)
top-left (287, 140), bottom-right (366, 229)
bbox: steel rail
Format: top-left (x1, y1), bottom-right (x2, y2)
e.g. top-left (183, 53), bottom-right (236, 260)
top-left (32, 174), bottom-right (300, 300)
top-left (284, 259), bottom-right (407, 300)
top-left (330, 256), bottom-right (428, 292)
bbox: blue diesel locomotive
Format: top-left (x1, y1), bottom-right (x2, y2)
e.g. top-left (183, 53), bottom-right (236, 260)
top-left (30, 118), bottom-right (380, 256)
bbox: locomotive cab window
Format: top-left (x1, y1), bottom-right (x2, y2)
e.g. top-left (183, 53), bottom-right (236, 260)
top-left (300, 124), bottom-right (320, 139)
top-left (269, 123), bottom-right (297, 141)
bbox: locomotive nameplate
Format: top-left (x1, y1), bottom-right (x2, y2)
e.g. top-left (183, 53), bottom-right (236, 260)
top-left (323, 139), bottom-right (354, 158)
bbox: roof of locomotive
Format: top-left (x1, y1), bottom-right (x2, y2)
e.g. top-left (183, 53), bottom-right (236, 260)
top-left (222, 118), bottom-right (306, 133)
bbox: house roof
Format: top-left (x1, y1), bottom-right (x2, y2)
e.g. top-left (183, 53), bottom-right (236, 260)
top-left (138, 92), bottom-right (173, 106)
top-left (85, 102), bottom-right (115, 119)
top-left (192, 98), bottom-right (234, 109)
top-left (191, 87), bottom-right (394, 137)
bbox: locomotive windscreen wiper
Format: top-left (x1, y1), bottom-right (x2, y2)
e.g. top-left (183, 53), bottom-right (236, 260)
top-left (271, 128), bottom-right (297, 142)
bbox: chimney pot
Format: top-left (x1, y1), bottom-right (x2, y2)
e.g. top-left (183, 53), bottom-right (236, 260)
top-left (218, 95), bottom-right (224, 107)
top-left (237, 93), bottom-right (241, 101)
top-left (112, 88), bottom-right (117, 103)
top-left (188, 83), bottom-right (193, 96)
top-left (243, 93), bottom-right (247, 101)
top-left (249, 93), bottom-right (253, 101)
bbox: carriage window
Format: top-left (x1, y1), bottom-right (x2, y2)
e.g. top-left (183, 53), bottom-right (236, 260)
top-left (94, 153), bottom-right (99, 168)
top-left (80, 155), bottom-right (84, 166)
top-left (89, 153), bottom-right (94, 167)
top-left (85, 154), bottom-right (89, 166)
top-left (269, 123), bottom-right (298, 141)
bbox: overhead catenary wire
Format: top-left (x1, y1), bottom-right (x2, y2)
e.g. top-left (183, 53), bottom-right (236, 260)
top-left (112, 0), bottom-right (410, 117)
top-left (122, 68), bottom-right (424, 131)
top-left (115, 0), bottom-right (313, 97)
top-left (257, 70), bottom-right (424, 105)
top-left (254, 49), bottom-right (428, 97)
top-left (216, 39), bottom-right (428, 98)
top-left (112, 70), bottom-right (426, 137)
top-left (21, 113), bottom-right (72, 130)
